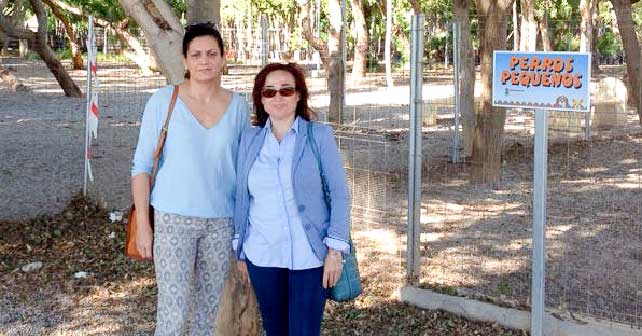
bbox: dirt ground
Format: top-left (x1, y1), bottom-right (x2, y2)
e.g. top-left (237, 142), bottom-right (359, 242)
top-left (0, 195), bottom-right (525, 335)
top-left (2, 57), bottom-right (641, 334)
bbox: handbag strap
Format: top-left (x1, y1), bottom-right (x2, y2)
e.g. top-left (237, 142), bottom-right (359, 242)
top-left (307, 122), bottom-right (353, 247)
top-left (149, 85), bottom-right (179, 191)
top-left (307, 121), bottom-right (331, 207)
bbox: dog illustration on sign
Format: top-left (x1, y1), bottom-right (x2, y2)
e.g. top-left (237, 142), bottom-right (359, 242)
top-left (571, 99), bottom-right (584, 109)
top-left (555, 96), bottom-right (570, 108)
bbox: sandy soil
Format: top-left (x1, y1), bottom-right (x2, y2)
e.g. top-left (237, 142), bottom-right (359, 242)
top-left (1, 57), bottom-right (641, 333)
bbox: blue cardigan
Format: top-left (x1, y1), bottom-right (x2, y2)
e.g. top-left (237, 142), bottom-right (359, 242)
top-left (233, 118), bottom-right (351, 262)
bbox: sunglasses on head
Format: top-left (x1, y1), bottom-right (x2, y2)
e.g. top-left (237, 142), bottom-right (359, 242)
top-left (261, 87), bottom-right (297, 98)
top-left (185, 21), bottom-right (218, 31)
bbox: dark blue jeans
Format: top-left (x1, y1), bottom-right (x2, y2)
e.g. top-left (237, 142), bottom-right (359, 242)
top-left (246, 261), bottom-right (327, 336)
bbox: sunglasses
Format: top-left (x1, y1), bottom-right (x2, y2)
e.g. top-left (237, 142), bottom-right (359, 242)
top-left (185, 21), bottom-right (219, 31)
top-left (261, 87), bottom-right (297, 98)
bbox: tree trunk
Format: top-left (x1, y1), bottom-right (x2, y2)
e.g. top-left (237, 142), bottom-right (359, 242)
top-left (471, 0), bottom-right (512, 183)
top-left (408, 0), bottom-right (421, 15)
top-left (327, 0), bottom-right (345, 124)
top-left (235, 15), bottom-right (244, 60)
top-left (246, 0), bottom-right (253, 62)
top-left (113, 20), bottom-right (154, 76)
top-left (273, 19), bottom-right (281, 61)
top-left (580, 0), bottom-right (593, 52)
top-left (0, 0), bottom-right (83, 96)
top-left (519, 0), bottom-right (536, 51)
top-left (392, 24), bottom-right (410, 58)
top-left (540, 11), bottom-right (552, 51)
top-left (350, 0), bottom-right (368, 81)
top-left (591, 0), bottom-right (601, 73)
top-left (301, 0), bottom-right (330, 69)
top-left (0, 31), bottom-right (9, 55)
top-left (30, 1), bottom-right (82, 97)
top-left (384, 0), bottom-right (393, 87)
top-left (38, 0), bottom-right (160, 75)
top-left (611, 0), bottom-right (641, 116)
top-left (42, 0), bottom-right (84, 70)
top-left (454, 0), bottom-right (475, 157)
top-left (512, 1), bottom-right (519, 50)
top-left (186, 0), bottom-right (220, 26)
top-left (118, 0), bottom-right (184, 84)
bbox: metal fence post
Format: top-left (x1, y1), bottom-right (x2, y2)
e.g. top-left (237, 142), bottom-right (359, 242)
top-left (316, 0), bottom-right (321, 73)
top-left (452, 21), bottom-right (461, 163)
top-left (83, 16), bottom-right (94, 196)
top-left (103, 27), bottom-right (108, 55)
top-left (339, 0), bottom-right (347, 122)
top-left (407, 14), bottom-right (424, 285)
top-left (260, 15), bottom-right (268, 66)
top-left (585, 105), bottom-right (592, 141)
top-left (531, 109), bottom-right (548, 336)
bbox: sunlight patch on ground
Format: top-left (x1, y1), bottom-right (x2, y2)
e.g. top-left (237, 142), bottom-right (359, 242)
top-left (421, 213), bottom-right (467, 225)
top-left (547, 224), bottom-right (574, 237)
top-left (502, 238), bottom-right (532, 252)
top-left (483, 257), bottom-right (528, 274)
top-left (354, 228), bottom-right (399, 255)
top-left (618, 158), bottom-right (638, 165)
top-left (614, 181), bottom-right (641, 189)
top-left (579, 167), bottom-right (610, 173)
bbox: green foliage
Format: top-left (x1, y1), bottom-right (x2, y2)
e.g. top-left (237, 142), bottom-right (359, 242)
top-left (96, 52), bottom-right (129, 63)
top-left (168, 0), bottom-right (187, 19)
top-left (597, 30), bottom-right (622, 58)
top-left (424, 0), bottom-right (452, 26)
top-left (427, 31), bottom-right (449, 52)
top-left (599, 1), bottom-right (616, 27)
top-left (67, 0), bottom-right (127, 21)
top-left (496, 282), bottom-right (512, 296)
top-left (26, 51), bottom-right (42, 61)
top-left (633, 2), bottom-right (642, 37)
top-left (55, 47), bottom-right (73, 60)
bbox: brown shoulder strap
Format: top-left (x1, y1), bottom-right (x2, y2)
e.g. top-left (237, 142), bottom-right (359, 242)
top-left (149, 85), bottom-right (179, 190)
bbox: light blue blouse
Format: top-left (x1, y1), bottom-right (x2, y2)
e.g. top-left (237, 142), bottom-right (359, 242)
top-left (240, 117), bottom-right (348, 270)
top-left (131, 85), bottom-right (249, 218)
top-left (233, 117), bottom-right (351, 264)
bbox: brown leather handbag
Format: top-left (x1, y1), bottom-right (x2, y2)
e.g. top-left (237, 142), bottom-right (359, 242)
top-left (125, 86), bottom-right (179, 261)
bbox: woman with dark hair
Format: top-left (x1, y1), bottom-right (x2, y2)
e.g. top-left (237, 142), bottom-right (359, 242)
top-left (131, 22), bottom-right (248, 335)
top-left (233, 63), bottom-right (351, 335)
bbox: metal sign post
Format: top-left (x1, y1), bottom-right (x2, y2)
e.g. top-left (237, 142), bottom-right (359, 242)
top-left (492, 51), bottom-right (591, 336)
top-left (407, 14), bottom-right (424, 285)
top-left (531, 108), bottom-right (547, 336)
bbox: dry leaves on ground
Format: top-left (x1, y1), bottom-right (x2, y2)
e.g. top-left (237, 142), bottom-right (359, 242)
top-left (1, 194), bottom-right (527, 335)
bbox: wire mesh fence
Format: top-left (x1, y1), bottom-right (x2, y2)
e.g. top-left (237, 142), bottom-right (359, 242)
top-left (0, 55), bottom-right (85, 219)
top-left (417, 17), bottom-right (642, 329)
top-left (2, 13), bottom-right (642, 332)
top-left (1, 21), bottom-right (413, 277)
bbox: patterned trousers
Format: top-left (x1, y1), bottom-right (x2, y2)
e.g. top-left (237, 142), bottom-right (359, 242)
top-left (153, 211), bottom-right (233, 336)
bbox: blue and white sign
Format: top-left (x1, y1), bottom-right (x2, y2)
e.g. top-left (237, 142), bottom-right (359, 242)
top-left (492, 51), bottom-right (591, 112)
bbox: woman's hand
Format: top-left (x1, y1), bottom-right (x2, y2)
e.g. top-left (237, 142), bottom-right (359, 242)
top-left (237, 260), bottom-right (250, 283)
top-left (322, 249), bottom-right (344, 288)
top-left (135, 217), bottom-right (153, 259)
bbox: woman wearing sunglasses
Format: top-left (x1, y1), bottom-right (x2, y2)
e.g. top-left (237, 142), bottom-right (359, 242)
top-left (131, 22), bottom-right (248, 336)
top-left (232, 63), bottom-right (351, 335)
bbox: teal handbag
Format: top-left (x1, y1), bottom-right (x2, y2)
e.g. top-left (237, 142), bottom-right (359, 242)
top-left (307, 122), bottom-right (362, 302)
